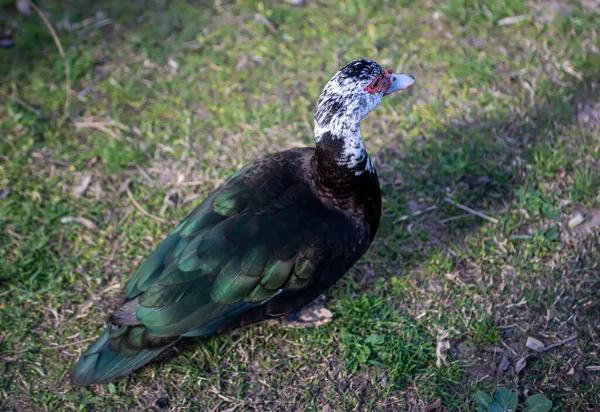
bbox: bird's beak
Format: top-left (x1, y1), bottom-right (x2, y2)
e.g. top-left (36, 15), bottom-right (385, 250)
top-left (384, 73), bottom-right (415, 95)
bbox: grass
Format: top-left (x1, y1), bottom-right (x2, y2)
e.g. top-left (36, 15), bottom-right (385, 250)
top-left (1, 0), bottom-right (599, 410)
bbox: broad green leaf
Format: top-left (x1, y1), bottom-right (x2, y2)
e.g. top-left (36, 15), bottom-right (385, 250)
top-left (494, 387), bottom-right (518, 411)
top-left (473, 391), bottom-right (493, 408)
top-left (524, 394), bottom-right (553, 412)
top-left (487, 402), bottom-right (504, 412)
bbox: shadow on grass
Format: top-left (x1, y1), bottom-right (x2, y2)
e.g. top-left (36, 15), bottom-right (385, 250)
top-left (341, 68), bottom-right (600, 401)
top-left (0, 0), bottom-right (217, 84)
top-left (371, 69), bottom-right (599, 280)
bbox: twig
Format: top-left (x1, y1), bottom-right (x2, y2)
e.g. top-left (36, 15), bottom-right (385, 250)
top-left (10, 95), bottom-right (42, 116)
top-left (74, 118), bottom-right (131, 132)
top-left (541, 334), bottom-right (578, 353)
top-left (181, 179), bottom-right (221, 187)
top-left (6, 229), bottom-right (24, 240)
top-left (475, 374), bottom-right (490, 384)
top-left (255, 13), bottom-right (277, 35)
top-left (505, 298), bottom-right (527, 309)
top-left (76, 84), bottom-right (94, 101)
top-left (126, 187), bottom-right (168, 224)
top-left (42, 337), bottom-right (96, 350)
top-left (440, 213), bottom-right (472, 224)
top-left (30, 2), bottom-right (71, 117)
top-left (499, 340), bottom-right (518, 356)
top-left (393, 205), bottom-right (437, 224)
top-left (74, 121), bottom-right (122, 140)
top-left (60, 216), bottom-right (97, 230)
top-left (509, 234), bottom-right (532, 240)
top-left (135, 164), bottom-right (154, 184)
top-left (181, 180), bottom-right (209, 187)
top-left (108, 231), bottom-right (125, 262)
top-left (443, 197), bottom-right (499, 224)
top-left (0, 288), bottom-right (15, 298)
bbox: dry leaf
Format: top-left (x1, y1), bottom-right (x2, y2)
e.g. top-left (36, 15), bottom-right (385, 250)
top-left (407, 398), bottom-right (419, 412)
top-left (498, 15), bottom-right (528, 25)
top-left (515, 355), bottom-right (529, 374)
top-left (563, 61), bottom-right (584, 81)
top-left (60, 216), bottom-right (97, 230)
top-left (117, 178), bottom-right (133, 196)
top-left (436, 340), bottom-right (451, 367)
top-left (424, 397), bottom-right (442, 411)
top-left (566, 336), bottom-right (578, 348)
top-left (497, 355), bottom-right (510, 376)
top-left (71, 174), bottom-right (92, 197)
top-left (526, 336), bottom-right (546, 352)
top-left (585, 365), bottom-right (600, 371)
top-left (568, 213), bottom-right (585, 228)
top-left (167, 59), bottom-right (179, 71)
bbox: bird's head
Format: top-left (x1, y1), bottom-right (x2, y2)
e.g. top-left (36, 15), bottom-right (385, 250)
top-left (314, 59), bottom-right (415, 140)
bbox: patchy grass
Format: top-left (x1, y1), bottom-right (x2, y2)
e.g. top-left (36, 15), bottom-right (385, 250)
top-left (1, 0), bottom-right (599, 410)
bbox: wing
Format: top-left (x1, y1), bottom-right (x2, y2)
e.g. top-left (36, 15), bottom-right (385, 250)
top-left (111, 150), bottom-right (360, 344)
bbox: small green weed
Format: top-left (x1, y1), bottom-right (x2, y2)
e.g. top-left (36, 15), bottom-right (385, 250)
top-left (474, 388), bottom-right (552, 412)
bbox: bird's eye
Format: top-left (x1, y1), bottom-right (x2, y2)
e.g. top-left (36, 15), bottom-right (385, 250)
top-left (364, 75), bottom-right (383, 94)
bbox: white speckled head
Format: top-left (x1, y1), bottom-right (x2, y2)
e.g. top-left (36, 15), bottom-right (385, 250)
top-left (314, 59), bottom-right (414, 174)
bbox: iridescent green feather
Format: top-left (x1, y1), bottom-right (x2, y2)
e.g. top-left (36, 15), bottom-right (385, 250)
top-left (211, 256), bottom-right (262, 304)
top-left (125, 233), bottom-right (181, 297)
top-left (260, 257), bottom-right (295, 290)
top-left (241, 243), bottom-right (269, 276)
top-left (246, 284), bottom-right (275, 303)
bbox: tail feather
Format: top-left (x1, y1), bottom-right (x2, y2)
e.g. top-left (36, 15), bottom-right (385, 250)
top-left (71, 326), bottom-right (176, 386)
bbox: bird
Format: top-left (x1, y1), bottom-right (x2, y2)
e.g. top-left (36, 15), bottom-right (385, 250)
top-left (70, 58), bottom-right (415, 386)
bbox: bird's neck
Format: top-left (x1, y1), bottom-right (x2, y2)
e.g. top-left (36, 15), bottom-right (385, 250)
top-left (311, 125), bottom-right (381, 240)
top-left (312, 128), bottom-right (376, 203)
top-left (313, 126), bottom-right (374, 176)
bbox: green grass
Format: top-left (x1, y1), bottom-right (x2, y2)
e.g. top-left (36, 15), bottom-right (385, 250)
top-left (1, 0), bottom-right (599, 410)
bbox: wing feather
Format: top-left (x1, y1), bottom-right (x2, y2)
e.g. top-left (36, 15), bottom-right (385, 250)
top-left (107, 150), bottom-right (361, 353)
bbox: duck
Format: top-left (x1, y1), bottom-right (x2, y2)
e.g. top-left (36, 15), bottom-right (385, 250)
top-left (71, 58), bottom-right (415, 385)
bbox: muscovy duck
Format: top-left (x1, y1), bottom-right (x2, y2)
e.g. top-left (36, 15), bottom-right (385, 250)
top-left (71, 59), bottom-right (415, 385)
